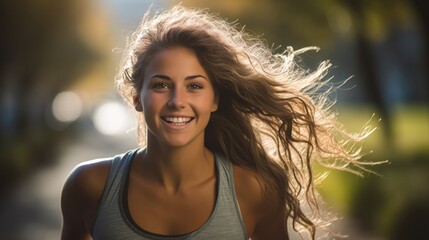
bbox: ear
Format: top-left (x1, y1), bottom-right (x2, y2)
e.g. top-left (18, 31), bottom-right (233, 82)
top-left (133, 96), bottom-right (143, 112)
top-left (211, 95), bottom-right (219, 112)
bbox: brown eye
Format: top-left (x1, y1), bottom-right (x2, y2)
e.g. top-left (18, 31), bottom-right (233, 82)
top-left (188, 83), bottom-right (203, 90)
top-left (152, 82), bottom-right (169, 89)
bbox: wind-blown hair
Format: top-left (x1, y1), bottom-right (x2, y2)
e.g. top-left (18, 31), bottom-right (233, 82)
top-left (116, 5), bottom-right (377, 239)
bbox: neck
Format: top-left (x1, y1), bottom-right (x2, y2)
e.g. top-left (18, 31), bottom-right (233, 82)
top-left (141, 137), bottom-right (214, 192)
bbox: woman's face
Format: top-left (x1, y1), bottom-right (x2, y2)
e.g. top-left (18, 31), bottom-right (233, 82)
top-left (138, 47), bottom-right (218, 148)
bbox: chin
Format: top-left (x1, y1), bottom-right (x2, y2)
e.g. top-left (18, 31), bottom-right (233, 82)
top-left (161, 138), bottom-right (194, 148)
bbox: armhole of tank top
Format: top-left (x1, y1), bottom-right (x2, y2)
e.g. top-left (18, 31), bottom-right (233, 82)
top-left (91, 150), bottom-right (133, 236)
top-left (222, 156), bottom-right (249, 239)
top-left (91, 156), bottom-right (117, 224)
top-left (95, 149), bottom-right (139, 209)
top-left (120, 148), bottom-right (141, 228)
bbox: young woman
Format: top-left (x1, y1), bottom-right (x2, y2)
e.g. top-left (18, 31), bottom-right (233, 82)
top-left (61, 5), bottom-right (375, 240)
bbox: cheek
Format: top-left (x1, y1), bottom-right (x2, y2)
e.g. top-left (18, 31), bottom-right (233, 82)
top-left (142, 92), bottom-right (161, 109)
top-left (198, 95), bottom-right (218, 114)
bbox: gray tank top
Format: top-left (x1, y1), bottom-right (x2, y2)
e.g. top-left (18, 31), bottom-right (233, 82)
top-left (92, 149), bottom-right (248, 240)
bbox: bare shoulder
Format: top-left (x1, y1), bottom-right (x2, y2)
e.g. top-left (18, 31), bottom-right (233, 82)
top-left (232, 165), bottom-right (277, 214)
top-left (62, 158), bottom-right (112, 204)
top-left (232, 165), bottom-right (264, 206)
top-left (233, 164), bottom-right (288, 240)
top-left (61, 157), bottom-right (112, 239)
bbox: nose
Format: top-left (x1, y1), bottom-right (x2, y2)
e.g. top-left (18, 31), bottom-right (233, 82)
top-left (167, 87), bottom-right (186, 108)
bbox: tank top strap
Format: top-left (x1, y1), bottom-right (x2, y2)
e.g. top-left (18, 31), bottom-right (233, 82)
top-left (98, 149), bottom-right (139, 206)
top-left (213, 153), bottom-right (248, 239)
top-left (215, 153), bottom-right (234, 192)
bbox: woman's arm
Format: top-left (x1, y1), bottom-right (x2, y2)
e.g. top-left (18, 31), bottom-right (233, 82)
top-left (60, 160), bottom-right (111, 240)
top-left (250, 194), bottom-right (289, 240)
top-left (61, 165), bottom-right (92, 240)
top-left (233, 165), bottom-right (289, 240)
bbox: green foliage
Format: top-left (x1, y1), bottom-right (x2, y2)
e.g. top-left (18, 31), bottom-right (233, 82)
top-left (317, 105), bottom-right (429, 238)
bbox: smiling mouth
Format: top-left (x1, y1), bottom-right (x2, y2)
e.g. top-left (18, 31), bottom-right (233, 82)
top-left (162, 117), bottom-right (194, 125)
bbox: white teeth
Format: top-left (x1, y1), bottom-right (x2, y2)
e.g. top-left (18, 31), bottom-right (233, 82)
top-left (163, 117), bottom-right (192, 125)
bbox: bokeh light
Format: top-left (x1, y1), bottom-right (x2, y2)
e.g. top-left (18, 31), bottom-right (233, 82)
top-left (52, 91), bottom-right (83, 123)
top-left (92, 101), bottom-right (134, 136)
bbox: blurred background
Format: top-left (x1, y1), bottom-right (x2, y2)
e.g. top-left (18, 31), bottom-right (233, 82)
top-left (0, 0), bottom-right (428, 239)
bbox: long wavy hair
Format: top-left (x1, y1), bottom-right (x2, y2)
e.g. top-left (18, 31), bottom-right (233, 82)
top-left (116, 5), bottom-right (378, 239)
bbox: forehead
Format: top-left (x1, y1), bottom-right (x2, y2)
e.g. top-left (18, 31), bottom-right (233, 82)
top-left (144, 47), bottom-right (208, 78)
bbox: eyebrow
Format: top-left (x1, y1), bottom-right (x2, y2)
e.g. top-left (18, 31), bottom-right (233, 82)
top-left (149, 74), bottom-right (208, 81)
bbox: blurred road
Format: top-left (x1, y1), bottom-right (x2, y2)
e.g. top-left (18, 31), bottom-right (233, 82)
top-left (0, 127), bottom-right (136, 240)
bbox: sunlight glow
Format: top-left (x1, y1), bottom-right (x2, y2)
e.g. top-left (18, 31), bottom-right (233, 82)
top-left (92, 101), bottom-right (134, 135)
